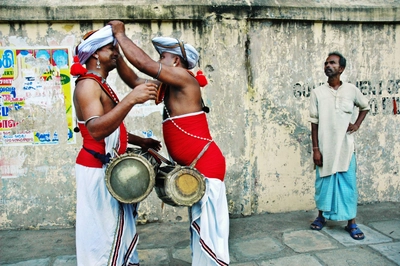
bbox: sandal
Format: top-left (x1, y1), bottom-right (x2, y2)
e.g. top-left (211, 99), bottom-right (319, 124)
top-left (310, 216), bottom-right (326, 230)
top-left (345, 223), bottom-right (365, 240)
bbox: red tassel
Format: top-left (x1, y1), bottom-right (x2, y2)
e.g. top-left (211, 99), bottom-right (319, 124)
top-left (393, 98), bottom-right (398, 115)
top-left (195, 70), bottom-right (208, 87)
top-left (70, 55), bottom-right (87, 76)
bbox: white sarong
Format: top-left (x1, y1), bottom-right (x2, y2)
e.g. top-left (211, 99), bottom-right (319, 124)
top-left (190, 178), bottom-right (230, 266)
top-left (75, 165), bottom-right (140, 266)
top-left (75, 128), bottom-right (140, 266)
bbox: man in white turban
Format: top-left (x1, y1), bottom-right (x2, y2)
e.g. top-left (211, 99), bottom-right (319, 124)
top-left (109, 20), bottom-right (230, 266)
top-left (74, 25), bottom-right (116, 65)
top-left (151, 36), bottom-right (199, 70)
top-left (72, 25), bottom-right (161, 266)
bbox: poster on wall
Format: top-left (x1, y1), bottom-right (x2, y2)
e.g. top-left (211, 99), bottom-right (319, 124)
top-left (0, 47), bottom-right (75, 146)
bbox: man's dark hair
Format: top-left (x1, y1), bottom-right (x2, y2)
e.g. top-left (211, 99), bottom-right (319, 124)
top-left (328, 51), bottom-right (346, 68)
top-left (178, 56), bottom-right (189, 69)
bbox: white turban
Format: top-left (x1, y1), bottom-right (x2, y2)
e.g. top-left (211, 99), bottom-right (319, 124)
top-left (74, 25), bottom-right (116, 65)
top-left (152, 37), bottom-right (199, 69)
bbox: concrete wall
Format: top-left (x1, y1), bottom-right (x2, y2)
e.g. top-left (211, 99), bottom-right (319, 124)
top-left (0, 0), bottom-right (399, 229)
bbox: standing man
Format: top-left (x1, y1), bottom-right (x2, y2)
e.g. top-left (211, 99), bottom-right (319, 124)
top-left (309, 52), bottom-right (370, 240)
top-left (109, 20), bottom-right (230, 266)
top-left (72, 25), bottom-right (161, 265)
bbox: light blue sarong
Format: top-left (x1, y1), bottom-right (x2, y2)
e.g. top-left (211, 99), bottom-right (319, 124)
top-left (315, 154), bottom-right (358, 221)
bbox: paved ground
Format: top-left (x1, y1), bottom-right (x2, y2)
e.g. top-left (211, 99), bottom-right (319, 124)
top-left (1, 202), bottom-right (399, 266)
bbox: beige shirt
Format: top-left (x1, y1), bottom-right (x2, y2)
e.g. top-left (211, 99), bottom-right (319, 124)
top-left (309, 82), bottom-right (370, 177)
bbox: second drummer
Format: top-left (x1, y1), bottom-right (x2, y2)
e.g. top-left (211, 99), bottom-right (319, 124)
top-left (109, 20), bottom-right (230, 266)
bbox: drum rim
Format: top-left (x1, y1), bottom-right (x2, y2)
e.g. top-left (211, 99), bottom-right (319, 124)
top-left (105, 153), bottom-right (156, 203)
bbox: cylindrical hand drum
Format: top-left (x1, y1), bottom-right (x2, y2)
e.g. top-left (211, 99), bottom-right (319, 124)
top-left (105, 148), bottom-right (159, 203)
top-left (155, 165), bottom-right (206, 207)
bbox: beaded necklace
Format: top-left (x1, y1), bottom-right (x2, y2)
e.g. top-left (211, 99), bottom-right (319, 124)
top-left (162, 69), bottom-right (212, 142)
top-left (164, 105), bottom-right (213, 142)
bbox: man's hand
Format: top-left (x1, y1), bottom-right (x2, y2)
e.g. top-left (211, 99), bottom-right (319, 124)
top-left (140, 138), bottom-right (162, 152)
top-left (108, 20), bottom-right (126, 38)
top-left (347, 123), bottom-right (359, 134)
top-left (129, 134), bottom-right (161, 151)
top-left (126, 82), bottom-right (158, 105)
top-left (313, 149), bottom-right (323, 167)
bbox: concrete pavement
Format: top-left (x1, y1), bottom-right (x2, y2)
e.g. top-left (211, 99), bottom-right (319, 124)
top-left (1, 202), bottom-right (399, 266)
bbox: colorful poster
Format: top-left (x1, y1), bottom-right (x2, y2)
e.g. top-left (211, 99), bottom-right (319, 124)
top-left (0, 47), bottom-right (75, 145)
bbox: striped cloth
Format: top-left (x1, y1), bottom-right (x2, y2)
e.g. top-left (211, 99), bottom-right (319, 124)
top-left (190, 178), bottom-right (230, 266)
top-left (75, 165), bottom-right (140, 265)
top-left (75, 131), bottom-right (140, 265)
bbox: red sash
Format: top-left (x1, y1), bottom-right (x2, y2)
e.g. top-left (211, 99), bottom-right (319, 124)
top-left (163, 112), bottom-right (225, 180)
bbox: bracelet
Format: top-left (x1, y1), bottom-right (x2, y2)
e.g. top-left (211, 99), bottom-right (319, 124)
top-left (155, 63), bottom-right (162, 79)
top-left (84, 115), bottom-right (100, 126)
top-left (312, 147), bottom-right (319, 150)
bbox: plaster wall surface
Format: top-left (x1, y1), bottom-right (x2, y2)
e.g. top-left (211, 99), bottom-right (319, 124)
top-left (0, 1), bottom-right (399, 229)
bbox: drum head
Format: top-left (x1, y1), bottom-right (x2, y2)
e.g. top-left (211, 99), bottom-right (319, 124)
top-left (163, 166), bottom-right (206, 206)
top-left (105, 153), bottom-right (155, 203)
top-left (175, 172), bottom-right (201, 196)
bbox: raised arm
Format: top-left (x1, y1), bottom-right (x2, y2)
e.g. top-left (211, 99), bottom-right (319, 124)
top-left (116, 55), bottom-right (144, 88)
top-left (108, 20), bottom-right (193, 89)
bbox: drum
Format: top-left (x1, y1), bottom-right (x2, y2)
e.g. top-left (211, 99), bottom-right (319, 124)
top-left (105, 148), bottom-right (160, 204)
top-left (155, 165), bottom-right (206, 207)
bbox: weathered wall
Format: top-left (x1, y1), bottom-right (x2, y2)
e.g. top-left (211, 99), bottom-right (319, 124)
top-left (247, 20), bottom-right (400, 213)
top-left (0, 0), bottom-right (399, 229)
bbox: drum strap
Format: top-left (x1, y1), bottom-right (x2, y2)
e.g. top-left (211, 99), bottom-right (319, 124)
top-left (82, 146), bottom-right (111, 164)
top-left (148, 140), bottom-right (212, 169)
top-left (189, 141), bottom-right (212, 168)
top-left (148, 148), bottom-right (174, 165)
